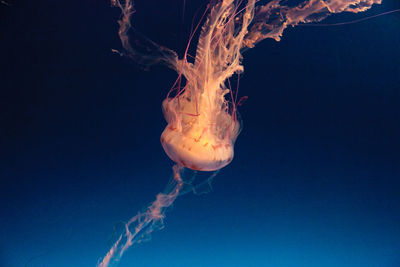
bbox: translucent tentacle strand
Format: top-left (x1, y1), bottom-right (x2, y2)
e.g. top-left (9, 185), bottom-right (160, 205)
top-left (97, 165), bottom-right (184, 267)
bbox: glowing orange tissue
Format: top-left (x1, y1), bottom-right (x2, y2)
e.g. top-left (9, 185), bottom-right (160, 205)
top-left (160, 81), bottom-right (240, 171)
top-left (160, 0), bottom-right (252, 171)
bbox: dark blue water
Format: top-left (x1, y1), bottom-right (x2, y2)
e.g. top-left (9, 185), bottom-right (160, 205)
top-left (1, 0), bottom-right (399, 266)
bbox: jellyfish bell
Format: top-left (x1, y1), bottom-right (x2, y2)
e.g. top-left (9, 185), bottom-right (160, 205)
top-left (161, 126), bottom-right (235, 171)
top-left (161, 82), bottom-right (241, 171)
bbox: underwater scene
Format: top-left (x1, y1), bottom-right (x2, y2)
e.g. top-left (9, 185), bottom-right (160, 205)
top-left (1, 0), bottom-right (400, 266)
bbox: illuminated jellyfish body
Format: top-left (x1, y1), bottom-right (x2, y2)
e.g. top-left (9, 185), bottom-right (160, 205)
top-left (160, 0), bottom-right (251, 171)
top-left (116, 0), bottom-right (382, 171)
top-left (98, 0), bottom-right (381, 266)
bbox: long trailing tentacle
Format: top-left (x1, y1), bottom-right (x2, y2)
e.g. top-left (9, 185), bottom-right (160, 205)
top-left (243, 0), bottom-right (381, 46)
top-left (97, 165), bottom-right (184, 267)
top-left (112, 0), bottom-right (181, 71)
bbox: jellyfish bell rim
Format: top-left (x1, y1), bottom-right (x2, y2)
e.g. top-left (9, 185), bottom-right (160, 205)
top-left (161, 126), bottom-right (234, 172)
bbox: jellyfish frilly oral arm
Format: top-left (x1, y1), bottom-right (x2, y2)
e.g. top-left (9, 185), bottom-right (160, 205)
top-left (113, 0), bottom-right (381, 68)
top-left (243, 0), bottom-right (382, 46)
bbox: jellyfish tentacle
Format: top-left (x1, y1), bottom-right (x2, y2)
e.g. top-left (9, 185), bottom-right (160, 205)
top-left (97, 165), bottom-right (185, 267)
top-left (244, 0), bottom-right (381, 46)
top-left (112, 0), bottom-right (181, 71)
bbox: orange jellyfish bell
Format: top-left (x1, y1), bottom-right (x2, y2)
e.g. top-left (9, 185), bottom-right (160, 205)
top-left (161, 83), bottom-right (241, 171)
top-left (161, 126), bottom-right (235, 172)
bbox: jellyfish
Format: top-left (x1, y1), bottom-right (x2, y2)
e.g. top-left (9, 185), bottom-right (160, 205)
top-left (98, 0), bottom-right (381, 266)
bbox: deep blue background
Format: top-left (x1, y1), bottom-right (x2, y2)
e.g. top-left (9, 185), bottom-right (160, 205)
top-left (1, 0), bottom-right (399, 266)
